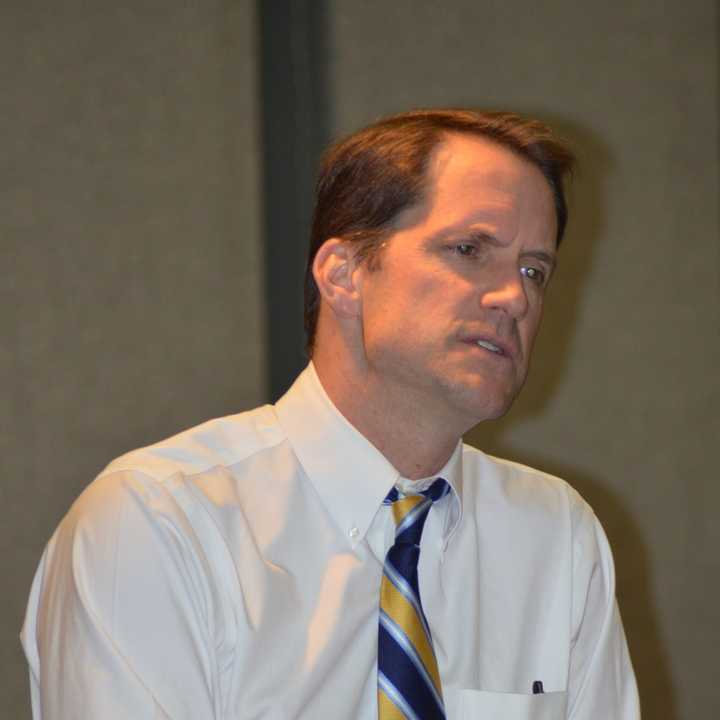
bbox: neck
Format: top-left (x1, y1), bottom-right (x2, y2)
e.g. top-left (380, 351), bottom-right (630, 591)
top-left (312, 350), bottom-right (462, 480)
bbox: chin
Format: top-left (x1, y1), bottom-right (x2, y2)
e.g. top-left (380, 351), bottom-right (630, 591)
top-left (447, 381), bottom-right (520, 427)
top-left (477, 399), bottom-right (515, 421)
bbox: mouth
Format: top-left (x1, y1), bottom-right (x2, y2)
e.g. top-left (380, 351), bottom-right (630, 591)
top-left (462, 336), bottom-right (516, 359)
top-left (476, 339), bottom-right (503, 355)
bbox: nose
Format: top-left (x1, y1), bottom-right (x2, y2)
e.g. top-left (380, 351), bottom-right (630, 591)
top-left (480, 271), bottom-right (529, 319)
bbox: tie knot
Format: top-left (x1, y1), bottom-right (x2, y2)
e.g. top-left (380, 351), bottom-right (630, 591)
top-left (384, 477), bottom-right (450, 506)
top-left (384, 478), bottom-right (450, 544)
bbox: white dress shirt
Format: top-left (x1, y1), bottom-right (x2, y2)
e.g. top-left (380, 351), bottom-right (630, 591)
top-left (22, 363), bottom-right (640, 719)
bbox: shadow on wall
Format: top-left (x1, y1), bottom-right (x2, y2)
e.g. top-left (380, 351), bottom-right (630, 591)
top-left (466, 115), bottom-right (677, 720)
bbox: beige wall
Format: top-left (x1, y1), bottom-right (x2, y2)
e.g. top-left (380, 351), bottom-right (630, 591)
top-left (3, 2), bottom-right (718, 718)
top-left (1, 3), bottom-right (264, 717)
top-left (328, 1), bottom-right (719, 718)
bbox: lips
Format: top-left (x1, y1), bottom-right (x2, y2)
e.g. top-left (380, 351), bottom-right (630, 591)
top-left (462, 335), bottom-right (517, 359)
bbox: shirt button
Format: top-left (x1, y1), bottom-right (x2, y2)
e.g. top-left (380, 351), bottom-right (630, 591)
top-left (348, 526), bottom-right (359, 539)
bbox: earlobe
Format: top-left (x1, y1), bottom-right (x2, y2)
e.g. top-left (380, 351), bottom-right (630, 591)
top-left (312, 238), bottom-right (362, 318)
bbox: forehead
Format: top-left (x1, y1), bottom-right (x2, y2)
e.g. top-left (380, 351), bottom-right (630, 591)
top-left (405, 133), bottom-right (557, 242)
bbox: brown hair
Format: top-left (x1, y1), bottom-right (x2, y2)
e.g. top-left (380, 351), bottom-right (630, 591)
top-left (304, 108), bottom-right (575, 353)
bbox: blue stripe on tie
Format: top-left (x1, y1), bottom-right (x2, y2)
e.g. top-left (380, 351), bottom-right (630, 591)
top-left (379, 611), bottom-right (445, 711)
top-left (378, 671), bottom-right (422, 720)
top-left (426, 480), bottom-right (451, 503)
top-left (388, 544), bottom-right (421, 594)
top-left (379, 625), bottom-right (445, 720)
top-left (384, 487), bottom-right (401, 504)
top-left (383, 559), bottom-right (432, 641)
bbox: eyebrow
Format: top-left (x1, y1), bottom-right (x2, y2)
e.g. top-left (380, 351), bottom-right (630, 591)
top-left (522, 250), bottom-right (557, 270)
top-left (424, 225), bottom-right (498, 247)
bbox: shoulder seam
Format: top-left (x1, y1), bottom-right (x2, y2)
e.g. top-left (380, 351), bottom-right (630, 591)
top-left (98, 413), bottom-right (287, 486)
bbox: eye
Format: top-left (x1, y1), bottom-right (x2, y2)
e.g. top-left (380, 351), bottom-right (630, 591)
top-left (520, 265), bottom-right (546, 286)
top-left (452, 243), bottom-right (478, 258)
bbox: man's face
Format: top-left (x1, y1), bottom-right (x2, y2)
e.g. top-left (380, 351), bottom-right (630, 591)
top-left (355, 133), bottom-right (558, 429)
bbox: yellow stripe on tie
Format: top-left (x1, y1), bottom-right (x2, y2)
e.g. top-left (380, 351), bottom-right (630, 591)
top-left (380, 575), bottom-right (442, 694)
top-left (391, 495), bottom-right (424, 526)
top-left (378, 687), bottom-right (407, 720)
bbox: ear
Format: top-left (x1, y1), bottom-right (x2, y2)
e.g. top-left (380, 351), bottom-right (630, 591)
top-left (312, 238), bottom-right (363, 318)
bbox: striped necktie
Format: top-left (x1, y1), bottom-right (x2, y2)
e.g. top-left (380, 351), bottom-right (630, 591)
top-left (378, 478), bottom-right (450, 720)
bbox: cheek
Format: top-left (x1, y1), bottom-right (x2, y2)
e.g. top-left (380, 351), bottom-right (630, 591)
top-left (362, 265), bottom-right (460, 343)
top-left (520, 308), bottom-right (544, 351)
top-left (371, 277), bottom-right (434, 328)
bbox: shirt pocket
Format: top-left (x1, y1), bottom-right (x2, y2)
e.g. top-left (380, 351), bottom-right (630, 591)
top-left (458, 689), bottom-right (567, 719)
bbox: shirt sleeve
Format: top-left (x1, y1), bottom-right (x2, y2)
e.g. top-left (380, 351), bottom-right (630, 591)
top-left (21, 470), bottom-right (228, 720)
top-left (566, 489), bottom-right (641, 719)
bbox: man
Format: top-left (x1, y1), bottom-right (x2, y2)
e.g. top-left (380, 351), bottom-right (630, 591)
top-left (22, 109), bottom-right (640, 719)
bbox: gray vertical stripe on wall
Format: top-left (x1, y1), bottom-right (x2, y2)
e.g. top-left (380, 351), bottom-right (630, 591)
top-left (258, 0), bottom-right (330, 400)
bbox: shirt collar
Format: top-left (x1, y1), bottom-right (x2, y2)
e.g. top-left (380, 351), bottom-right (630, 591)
top-left (396, 444), bottom-right (463, 552)
top-left (275, 363), bottom-right (463, 549)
